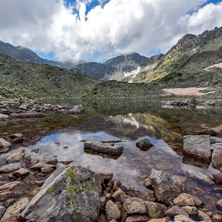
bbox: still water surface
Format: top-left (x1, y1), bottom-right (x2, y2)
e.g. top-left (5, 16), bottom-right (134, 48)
top-left (1, 99), bottom-right (222, 212)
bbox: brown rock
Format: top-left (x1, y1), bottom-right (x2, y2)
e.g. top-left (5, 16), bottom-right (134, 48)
top-left (105, 200), bottom-right (121, 221)
top-left (46, 159), bottom-right (58, 165)
top-left (126, 215), bottom-right (149, 222)
top-left (123, 197), bottom-right (147, 215)
top-left (12, 137), bottom-right (23, 144)
top-left (213, 173), bottom-right (222, 185)
top-left (174, 215), bottom-right (195, 222)
top-left (148, 218), bottom-right (171, 222)
top-left (138, 175), bottom-right (147, 180)
top-left (97, 213), bottom-right (107, 222)
top-left (12, 168), bottom-right (29, 178)
top-left (0, 181), bottom-right (21, 192)
top-left (41, 166), bottom-right (55, 174)
top-left (212, 149), bottom-right (222, 169)
top-left (112, 188), bottom-right (125, 200)
top-left (9, 133), bottom-right (23, 139)
top-left (1, 197), bottom-right (29, 222)
top-left (146, 193), bottom-right (156, 202)
top-left (0, 192), bottom-right (20, 202)
top-left (143, 178), bottom-right (152, 189)
top-left (35, 180), bottom-right (45, 186)
top-left (30, 162), bottom-right (56, 170)
top-left (216, 199), bottom-right (222, 211)
top-left (182, 206), bottom-right (198, 216)
top-left (173, 193), bottom-right (203, 207)
top-left (10, 111), bottom-right (45, 118)
top-left (166, 206), bottom-right (189, 217)
top-left (198, 210), bottom-right (212, 222)
top-left (212, 213), bottom-right (222, 222)
top-left (145, 201), bottom-right (167, 219)
top-left (59, 160), bottom-right (74, 165)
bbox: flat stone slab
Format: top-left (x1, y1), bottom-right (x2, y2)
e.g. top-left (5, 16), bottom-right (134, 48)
top-left (84, 140), bottom-right (124, 158)
top-left (187, 170), bottom-right (214, 185)
top-left (10, 111), bottom-right (45, 118)
top-left (183, 135), bottom-right (211, 162)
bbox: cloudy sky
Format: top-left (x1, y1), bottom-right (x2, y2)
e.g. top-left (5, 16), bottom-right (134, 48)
top-left (0, 0), bottom-right (222, 62)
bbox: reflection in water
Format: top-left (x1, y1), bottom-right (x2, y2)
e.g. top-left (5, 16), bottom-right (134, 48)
top-left (1, 100), bottom-right (222, 212)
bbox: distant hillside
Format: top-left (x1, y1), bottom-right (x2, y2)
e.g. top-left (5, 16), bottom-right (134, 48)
top-left (133, 26), bottom-right (222, 89)
top-left (72, 53), bottom-right (163, 81)
top-left (0, 41), bottom-right (75, 68)
top-left (0, 54), bottom-right (97, 100)
top-left (0, 54), bottom-right (158, 101)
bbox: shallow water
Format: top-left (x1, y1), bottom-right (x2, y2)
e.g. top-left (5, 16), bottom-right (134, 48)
top-left (1, 99), bottom-right (222, 212)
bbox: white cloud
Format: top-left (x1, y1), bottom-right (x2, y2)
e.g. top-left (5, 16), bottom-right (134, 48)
top-left (0, 0), bottom-right (222, 62)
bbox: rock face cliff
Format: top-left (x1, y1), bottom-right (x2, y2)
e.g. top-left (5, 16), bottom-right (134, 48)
top-left (72, 53), bottom-right (163, 82)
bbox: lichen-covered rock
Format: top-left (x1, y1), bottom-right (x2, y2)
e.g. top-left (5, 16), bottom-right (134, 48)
top-left (21, 165), bottom-right (100, 222)
top-left (145, 201), bottom-right (167, 219)
top-left (183, 135), bottom-right (211, 162)
top-left (149, 169), bottom-right (187, 205)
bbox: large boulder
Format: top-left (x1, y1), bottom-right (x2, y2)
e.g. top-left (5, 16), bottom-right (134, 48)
top-left (84, 140), bottom-right (124, 159)
top-left (183, 135), bottom-right (211, 162)
top-left (21, 165), bottom-right (100, 222)
top-left (149, 169), bottom-right (187, 205)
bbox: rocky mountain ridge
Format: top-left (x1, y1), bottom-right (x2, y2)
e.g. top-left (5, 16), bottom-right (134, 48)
top-left (133, 26), bottom-right (222, 86)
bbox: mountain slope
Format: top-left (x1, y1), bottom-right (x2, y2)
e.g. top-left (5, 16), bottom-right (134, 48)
top-left (0, 54), bottom-right (98, 100)
top-left (133, 26), bottom-right (222, 86)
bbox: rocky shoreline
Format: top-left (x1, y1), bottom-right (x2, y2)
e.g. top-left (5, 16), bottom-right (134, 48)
top-left (0, 103), bottom-right (222, 221)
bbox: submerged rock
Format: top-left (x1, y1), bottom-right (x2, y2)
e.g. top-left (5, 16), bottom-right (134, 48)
top-left (136, 138), bottom-right (153, 151)
top-left (149, 169), bottom-right (187, 205)
top-left (66, 105), bottom-right (85, 114)
top-left (0, 138), bottom-right (11, 148)
top-left (5, 150), bottom-right (25, 163)
top-left (0, 163), bottom-right (21, 173)
top-left (186, 170), bottom-right (214, 185)
top-left (183, 135), bottom-right (211, 162)
top-left (84, 140), bottom-right (124, 159)
top-left (20, 165), bottom-right (100, 222)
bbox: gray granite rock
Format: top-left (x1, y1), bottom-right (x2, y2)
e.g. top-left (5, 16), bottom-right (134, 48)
top-left (21, 165), bottom-right (100, 222)
top-left (183, 135), bottom-right (211, 162)
top-left (186, 170), bottom-right (214, 185)
top-left (149, 169), bottom-right (187, 205)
